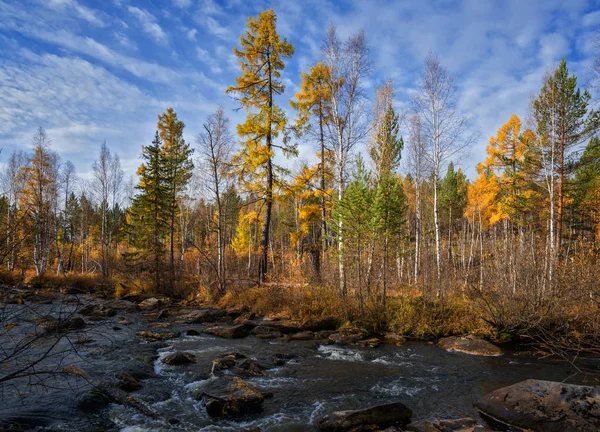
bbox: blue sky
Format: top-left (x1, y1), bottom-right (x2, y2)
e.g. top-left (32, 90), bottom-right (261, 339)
top-left (0, 0), bottom-right (599, 181)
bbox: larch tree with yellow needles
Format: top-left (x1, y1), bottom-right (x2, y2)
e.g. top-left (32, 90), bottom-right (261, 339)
top-left (226, 9), bottom-right (295, 284)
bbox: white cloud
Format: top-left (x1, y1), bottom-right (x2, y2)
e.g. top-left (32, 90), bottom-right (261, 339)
top-left (187, 28), bottom-right (198, 41)
top-left (44, 0), bottom-right (106, 27)
top-left (127, 6), bottom-right (168, 45)
top-left (173, 0), bottom-right (192, 8)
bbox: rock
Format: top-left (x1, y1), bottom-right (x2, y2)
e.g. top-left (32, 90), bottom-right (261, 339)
top-left (291, 331), bottom-right (315, 340)
top-left (475, 379), bottom-right (600, 432)
top-left (116, 373), bottom-right (142, 392)
top-left (38, 316), bottom-right (86, 334)
top-left (319, 401), bottom-right (412, 431)
top-left (251, 325), bottom-right (283, 339)
top-left (302, 316), bottom-right (340, 332)
top-left (315, 330), bottom-right (335, 339)
top-left (213, 356), bottom-right (238, 370)
top-left (435, 417), bottom-right (479, 432)
top-left (438, 335), bottom-right (501, 356)
top-left (216, 351), bottom-right (247, 360)
top-left (136, 330), bottom-right (180, 341)
top-left (139, 297), bottom-right (161, 310)
top-left (186, 328), bottom-right (201, 336)
top-left (355, 337), bottom-right (381, 348)
top-left (234, 311), bottom-right (257, 323)
top-left (78, 383), bottom-right (162, 420)
top-left (184, 309), bottom-right (227, 324)
top-left (405, 420), bottom-right (439, 432)
top-left (162, 351), bottom-right (196, 365)
top-left (155, 309), bottom-right (168, 320)
top-left (236, 358), bottom-right (266, 376)
top-left (383, 333), bottom-right (406, 346)
top-left (197, 376), bottom-right (265, 417)
top-left (204, 323), bottom-right (252, 339)
top-left (149, 322), bottom-right (172, 328)
top-left (120, 293), bottom-right (152, 303)
top-left (63, 364), bottom-right (89, 377)
top-left (226, 306), bottom-right (249, 320)
top-left (272, 353), bottom-right (296, 366)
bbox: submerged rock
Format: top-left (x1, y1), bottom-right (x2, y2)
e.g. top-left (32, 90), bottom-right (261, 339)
top-left (197, 376), bottom-right (266, 417)
top-left (205, 323), bottom-right (253, 339)
top-left (319, 401), bottom-right (412, 431)
top-left (355, 337), bottom-right (381, 348)
top-left (116, 373), bottom-right (142, 392)
top-left (236, 358), bottom-right (266, 376)
top-left (438, 335), bottom-right (501, 356)
top-left (475, 379), bottom-right (600, 432)
top-left (162, 351), bottom-right (196, 365)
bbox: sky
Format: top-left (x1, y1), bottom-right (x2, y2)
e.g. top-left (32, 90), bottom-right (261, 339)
top-left (0, 0), bottom-right (599, 182)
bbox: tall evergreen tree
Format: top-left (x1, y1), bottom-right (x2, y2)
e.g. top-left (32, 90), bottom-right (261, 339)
top-left (157, 108), bottom-right (194, 289)
top-left (129, 132), bottom-right (170, 292)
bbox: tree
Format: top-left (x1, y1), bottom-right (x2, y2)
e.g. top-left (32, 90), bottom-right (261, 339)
top-left (92, 142), bottom-right (123, 279)
top-left (1, 150), bottom-right (28, 270)
top-left (439, 162), bottom-right (468, 263)
top-left (128, 132), bottom-right (170, 292)
top-left (226, 9), bottom-right (295, 284)
top-left (411, 52), bottom-right (475, 297)
top-left (572, 136), bottom-right (600, 240)
top-left (55, 160), bottom-right (76, 275)
top-left (322, 25), bottom-right (370, 297)
top-left (21, 127), bottom-right (59, 275)
top-left (290, 62), bottom-right (333, 265)
top-left (532, 59), bottom-right (599, 254)
top-left (196, 107), bottom-right (234, 294)
top-left (157, 108), bottom-right (194, 288)
top-left (406, 113), bottom-right (429, 284)
top-left (368, 80), bottom-right (406, 306)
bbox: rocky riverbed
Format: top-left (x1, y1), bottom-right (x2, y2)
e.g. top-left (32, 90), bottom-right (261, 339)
top-left (1, 289), bottom-right (599, 431)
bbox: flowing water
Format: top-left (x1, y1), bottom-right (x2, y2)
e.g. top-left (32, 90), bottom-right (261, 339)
top-left (1, 297), bottom-right (598, 431)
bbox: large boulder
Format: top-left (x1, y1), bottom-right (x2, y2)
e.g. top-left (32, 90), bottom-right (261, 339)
top-left (319, 402), bottom-right (412, 431)
top-left (196, 376), bottom-right (265, 417)
top-left (438, 335), bottom-right (501, 356)
top-left (475, 379), bottom-right (600, 432)
top-left (204, 323), bottom-right (253, 339)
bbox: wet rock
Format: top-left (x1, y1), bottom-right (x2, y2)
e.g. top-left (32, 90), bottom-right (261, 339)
top-left (236, 358), bottom-right (266, 376)
top-left (291, 331), bottom-right (315, 340)
top-left (213, 351), bottom-right (247, 371)
top-left (438, 335), bottom-right (501, 356)
top-left (234, 311), bottom-right (257, 323)
top-left (136, 330), bottom-right (180, 341)
top-left (197, 376), bottom-right (266, 417)
top-left (149, 322), bottom-right (172, 328)
top-left (383, 333), bottom-right (407, 346)
top-left (315, 330), bottom-right (335, 339)
top-left (155, 309), bottom-right (168, 320)
top-left (204, 323), bottom-right (253, 339)
top-left (116, 373), bottom-right (142, 392)
top-left (251, 325), bottom-right (283, 339)
top-left (475, 379), bottom-right (600, 432)
top-left (38, 316), bottom-right (86, 334)
top-left (436, 417), bottom-right (480, 431)
top-left (184, 308), bottom-right (227, 323)
top-left (21, 291), bottom-right (56, 304)
top-left (78, 383), bottom-right (162, 420)
top-left (272, 353), bottom-right (296, 366)
top-left (319, 401), bottom-right (412, 431)
top-left (226, 306), bottom-right (249, 320)
top-left (162, 351), bottom-right (196, 365)
top-left (138, 297), bottom-right (161, 310)
top-left (405, 420), bottom-right (439, 432)
top-left (63, 364), bottom-right (89, 377)
top-left (302, 316), bottom-right (340, 332)
top-left (186, 328), bottom-right (202, 336)
top-left (355, 337), bottom-right (381, 348)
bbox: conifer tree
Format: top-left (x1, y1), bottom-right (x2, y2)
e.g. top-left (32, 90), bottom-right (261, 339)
top-left (129, 132), bottom-right (170, 292)
top-left (157, 108), bottom-right (194, 288)
top-left (226, 9), bottom-right (295, 284)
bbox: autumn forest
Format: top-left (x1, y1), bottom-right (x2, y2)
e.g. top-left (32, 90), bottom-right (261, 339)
top-left (2, 8), bottom-right (600, 353)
